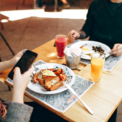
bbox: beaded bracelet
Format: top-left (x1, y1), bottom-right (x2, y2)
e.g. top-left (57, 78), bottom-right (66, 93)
top-left (77, 31), bottom-right (86, 39)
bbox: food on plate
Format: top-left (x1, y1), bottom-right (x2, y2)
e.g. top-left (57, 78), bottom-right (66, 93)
top-left (80, 44), bottom-right (105, 59)
top-left (33, 68), bottom-right (67, 91)
top-left (80, 45), bottom-right (93, 57)
top-left (92, 46), bottom-right (105, 55)
top-left (41, 69), bottom-right (56, 76)
top-left (81, 46), bottom-right (89, 51)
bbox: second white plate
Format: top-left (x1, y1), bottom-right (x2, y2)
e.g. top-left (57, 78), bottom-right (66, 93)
top-left (70, 40), bottom-right (111, 60)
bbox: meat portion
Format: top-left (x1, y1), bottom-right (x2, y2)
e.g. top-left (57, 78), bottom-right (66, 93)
top-left (59, 73), bottom-right (67, 81)
top-left (33, 71), bottom-right (43, 84)
top-left (54, 68), bottom-right (63, 75)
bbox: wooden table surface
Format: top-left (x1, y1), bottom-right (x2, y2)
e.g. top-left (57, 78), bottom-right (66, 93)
top-left (1, 38), bottom-right (122, 122)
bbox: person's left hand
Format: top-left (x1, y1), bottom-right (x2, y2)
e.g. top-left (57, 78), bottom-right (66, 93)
top-left (111, 44), bottom-right (122, 56)
top-left (12, 65), bottom-right (34, 104)
top-left (10, 50), bottom-right (25, 67)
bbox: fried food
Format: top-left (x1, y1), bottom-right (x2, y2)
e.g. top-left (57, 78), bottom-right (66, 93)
top-left (92, 46), bottom-right (105, 55)
top-left (32, 68), bottom-right (67, 91)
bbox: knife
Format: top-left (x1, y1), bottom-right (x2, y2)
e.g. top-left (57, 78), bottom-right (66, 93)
top-left (63, 82), bottom-right (94, 115)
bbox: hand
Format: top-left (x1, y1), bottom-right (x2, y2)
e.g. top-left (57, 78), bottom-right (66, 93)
top-left (10, 50), bottom-right (25, 67)
top-left (111, 44), bottom-right (122, 56)
top-left (12, 65), bottom-right (34, 103)
top-left (68, 30), bottom-right (80, 43)
top-left (0, 50), bottom-right (25, 73)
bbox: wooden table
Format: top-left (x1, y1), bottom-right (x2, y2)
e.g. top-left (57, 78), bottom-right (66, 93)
top-left (1, 38), bottom-right (122, 122)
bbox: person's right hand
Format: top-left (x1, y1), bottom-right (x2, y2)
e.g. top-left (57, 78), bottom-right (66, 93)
top-left (12, 66), bottom-right (34, 104)
top-left (111, 43), bottom-right (122, 56)
top-left (68, 30), bottom-right (80, 43)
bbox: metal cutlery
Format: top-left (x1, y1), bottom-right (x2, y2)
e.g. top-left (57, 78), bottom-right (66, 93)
top-left (70, 52), bottom-right (77, 57)
top-left (63, 82), bottom-right (94, 115)
top-left (108, 51), bottom-right (118, 56)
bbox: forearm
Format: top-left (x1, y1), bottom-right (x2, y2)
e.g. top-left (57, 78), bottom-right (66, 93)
top-left (0, 60), bottom-right (14, 73)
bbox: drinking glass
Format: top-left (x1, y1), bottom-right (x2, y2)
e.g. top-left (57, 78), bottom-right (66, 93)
top-left (91, 52), bottom-right (105, 82)
top-left (55, 34), bottom-right (67, 59)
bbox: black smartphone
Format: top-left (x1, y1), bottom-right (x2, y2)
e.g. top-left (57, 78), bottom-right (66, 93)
top-left (8, 50), bottom-right (38, 80)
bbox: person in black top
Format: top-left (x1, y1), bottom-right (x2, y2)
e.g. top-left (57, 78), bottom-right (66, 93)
top-left (68, 0), bottom-right (122, 57)
top-left (37, 0), bottom-right (46, 9)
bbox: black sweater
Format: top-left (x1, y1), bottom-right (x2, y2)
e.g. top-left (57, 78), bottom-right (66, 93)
top-left (81, 0), bottom-right (122, 48)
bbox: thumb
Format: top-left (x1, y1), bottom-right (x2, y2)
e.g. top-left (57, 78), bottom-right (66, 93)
top-left (14, 67), bottom-right (21, 76)
top-left (18, 50), bottom-right (24, 57)
top-left (24, 65), bottom-right (34, 76)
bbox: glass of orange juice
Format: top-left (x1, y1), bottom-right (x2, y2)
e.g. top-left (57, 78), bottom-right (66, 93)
top-left (91, 52), bottom-right (105, 82)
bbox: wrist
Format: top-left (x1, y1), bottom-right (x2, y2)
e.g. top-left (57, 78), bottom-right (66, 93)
top-left (12, 90), bottom-right (24, 104)
top-left (13, 88), bottom-right (24, 96)
top-left (9, 58), bottom-right (15, 67)
top-left (78, 33), bottom-right (80, 39)
top-left (77, 32), bottom-right (81, 39)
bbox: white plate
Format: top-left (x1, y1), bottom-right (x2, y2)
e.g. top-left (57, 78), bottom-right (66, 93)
top-left (70, 40), bottom-right (111, 60)
top-left (28, 63), bottom-right (75, 94)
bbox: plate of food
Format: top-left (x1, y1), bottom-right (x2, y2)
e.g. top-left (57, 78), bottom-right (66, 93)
top-left (70, 41), bottom-right (111, 60)
top-left (28, 63), bottom-right (75, 94)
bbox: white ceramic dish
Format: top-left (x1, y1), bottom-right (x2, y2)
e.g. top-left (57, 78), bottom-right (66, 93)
top-left (70, 41), bottom-right (111, 60)
top-left (28, 63), bottom-right (75, 94)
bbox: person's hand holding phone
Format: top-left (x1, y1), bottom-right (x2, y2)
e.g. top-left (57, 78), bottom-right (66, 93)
top-left (10, 50), bottom-right (25, 67)
top-left (12, 66), bottom-right (34, 104)
top-left (8, 50), bottom-right (38, 79)
top-left (0, 50), bottom-right (25, 73)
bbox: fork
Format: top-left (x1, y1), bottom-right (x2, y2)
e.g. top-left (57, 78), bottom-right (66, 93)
top-left (70, 52), bottom-right (77, 57)
top-left (108, 51), bottom-right (118, 56)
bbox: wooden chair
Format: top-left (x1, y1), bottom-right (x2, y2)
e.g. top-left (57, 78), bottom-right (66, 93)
top-left (16, 0), bottom-right (34, 9)
top-left (16, 0), bottom-right (58, 11)
top-left (16, 0), bottom-right (21, 9)
top-left (54, 0), bottom-right (58, 11)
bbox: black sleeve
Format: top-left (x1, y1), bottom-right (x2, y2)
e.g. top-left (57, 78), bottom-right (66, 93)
top-left (0, 116), bottom-right (4, 122)
top-left (4, 102), bottom-right (33, 122)
top-left (81, 1), bottom-right (95, 38)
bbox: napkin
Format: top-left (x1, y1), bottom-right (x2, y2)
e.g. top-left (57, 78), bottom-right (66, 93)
top-left (64, 46), bottom-right (82, 57)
